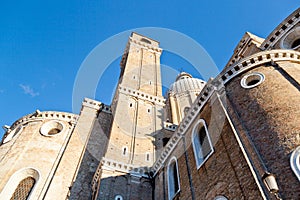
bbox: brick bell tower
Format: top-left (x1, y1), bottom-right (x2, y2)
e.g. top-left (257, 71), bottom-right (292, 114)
top-left (107, 32), bottom-right (164, 166)
top-left (92, 33), bottom-right (165, 200)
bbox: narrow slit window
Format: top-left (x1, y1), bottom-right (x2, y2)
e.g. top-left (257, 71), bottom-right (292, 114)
top-left (122, 147), bottom-right (127, 156)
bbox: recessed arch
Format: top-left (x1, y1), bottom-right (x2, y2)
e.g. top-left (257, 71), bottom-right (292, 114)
top-left (167, 156), bottom-right (180, 200)
top-left (40, 120), bottom-right (64, 137)
top-left (0, 167), bottom-right (40, 200)
top-left (290, 146), bottom-right (300, 181)
top-left (280, 26), bottom-right (300, 49)
top-left (2, 125), bottom-right (23, 144)
top-left (191, 119), bottom-right (214, 169)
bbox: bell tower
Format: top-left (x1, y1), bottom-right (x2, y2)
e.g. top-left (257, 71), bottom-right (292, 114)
top-left (117, 32), bottom-right (163, 96)
top-left (92, 33), bottom-right (165, 200)
top-left (105, 32), bottom-right (165, 167)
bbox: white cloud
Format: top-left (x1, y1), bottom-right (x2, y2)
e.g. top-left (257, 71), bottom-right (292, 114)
top-left (19, 84), bottom-right (40, 97)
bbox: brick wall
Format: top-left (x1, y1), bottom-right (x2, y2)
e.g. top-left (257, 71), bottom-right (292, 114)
top-left (154, 96), bottom-right (263, 200)
top-left (70, 111), bottom-right (113, 199)
top-left (226, 63), bottom-right (300, 199)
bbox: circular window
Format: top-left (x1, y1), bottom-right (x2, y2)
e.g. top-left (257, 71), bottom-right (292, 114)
top-left (241, 72), bottom-right (265, 89)
top-left (115, 195), bottom-right (123, 200)
top-left (280, 26), bottom-right (300, 49)
top-left (214, 196), bottom-right (228, 200)
top-left (291, 38), bottom-right (300, 49)
top-left (40, 121), bottom-right (64, 137)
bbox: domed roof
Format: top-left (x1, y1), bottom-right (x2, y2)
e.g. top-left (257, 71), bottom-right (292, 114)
top-left (175, 72), bottom-right (193, 81)
top-left (169, 72), bottom-right (206, 94)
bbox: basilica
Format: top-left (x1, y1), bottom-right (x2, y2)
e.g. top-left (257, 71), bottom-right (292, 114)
top-left (0, 8), bottom-right (300, 200)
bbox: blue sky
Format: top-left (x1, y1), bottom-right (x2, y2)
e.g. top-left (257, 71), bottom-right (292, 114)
top-left (0, 1), bottom-right (299, 138)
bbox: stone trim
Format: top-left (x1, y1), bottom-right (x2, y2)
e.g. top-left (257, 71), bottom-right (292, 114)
top-left (0, 167), bottom-right (41, 200)
top-left (219, 49), bottom-right (300, 84)
top-left (240, 72), bottom-right (265, 89)
top-left (120, 35), bottom-right (162, 68)
top-left (191, 119), bottom-right (214, 169)
top-left (101, 157), bottom-right (150, 175)
top-left (1, 111), bottom-right (78, 144)
top-left (163, 122), bottom-right (177, 132)
top-left (290, 146), bottom-right (300, 181)
top-left (82, 98), bottom-right (112, 113)
top-left (115, 195), bottom-right (123, 200)
top-left (152, 80), bottom-right (215, 173)
top-left (82, 98), bottom-right (102, 110)
top-left (102, 104), bottom-right (112, 114)
top-left (118, 85), bottom-right (166, 106)
top-left (129, 37), bottom-right (162, 53)
top-left (261, 8), bottom-right (300, 50)
top-left (167, 156), bottom-right (181, 200)
top-left (2, 125), bottom-right (23, 144)
top-left (92, 157), bottom-right (150, 191)
top-left (39, 120), bottom-right (65, 137)
top-left (170, 89), bottom-right (203, 98)
top-left (152, 49), bottom-right (300, 174)
top-left (224, 32), bottom-right (264, 70)
top-left (91, 157), bottom-right (151, 195)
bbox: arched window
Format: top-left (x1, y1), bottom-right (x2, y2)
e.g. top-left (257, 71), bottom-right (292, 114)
top-left (0, 168), bottom-right (40, 200)
top-left (167, 157), bottom-right (180, 199)
top-left (290, 146), bottom-right (300, 181)
top-left (192, 119), bottom-right (214, 169)
top-left (10, 177), bottom-right (35, 200)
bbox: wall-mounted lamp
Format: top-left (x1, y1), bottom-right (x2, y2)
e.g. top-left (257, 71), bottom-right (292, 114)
top-left (262, 172), bottom-right (281, 199)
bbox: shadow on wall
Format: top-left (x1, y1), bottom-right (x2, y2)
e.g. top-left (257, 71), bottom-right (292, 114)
top-left (94, 169), bottom-right (153, 200)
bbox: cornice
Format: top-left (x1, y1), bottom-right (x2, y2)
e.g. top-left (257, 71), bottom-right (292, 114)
top-left (261, 8), bottom-right (300, 50)
top-left (118, 85), bottom-right (166, 106)
top-left (129, 37), bottom-right (162, 53)
top-left (152, 49), bottom-right (300, 175)
top-left (219, 49), bottom-right (300, 84)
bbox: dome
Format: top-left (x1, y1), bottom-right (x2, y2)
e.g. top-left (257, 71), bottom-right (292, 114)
top-left (175, 72), bottom-right (193, 81)
top-left (169, 72), bottom-right (206, 95)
